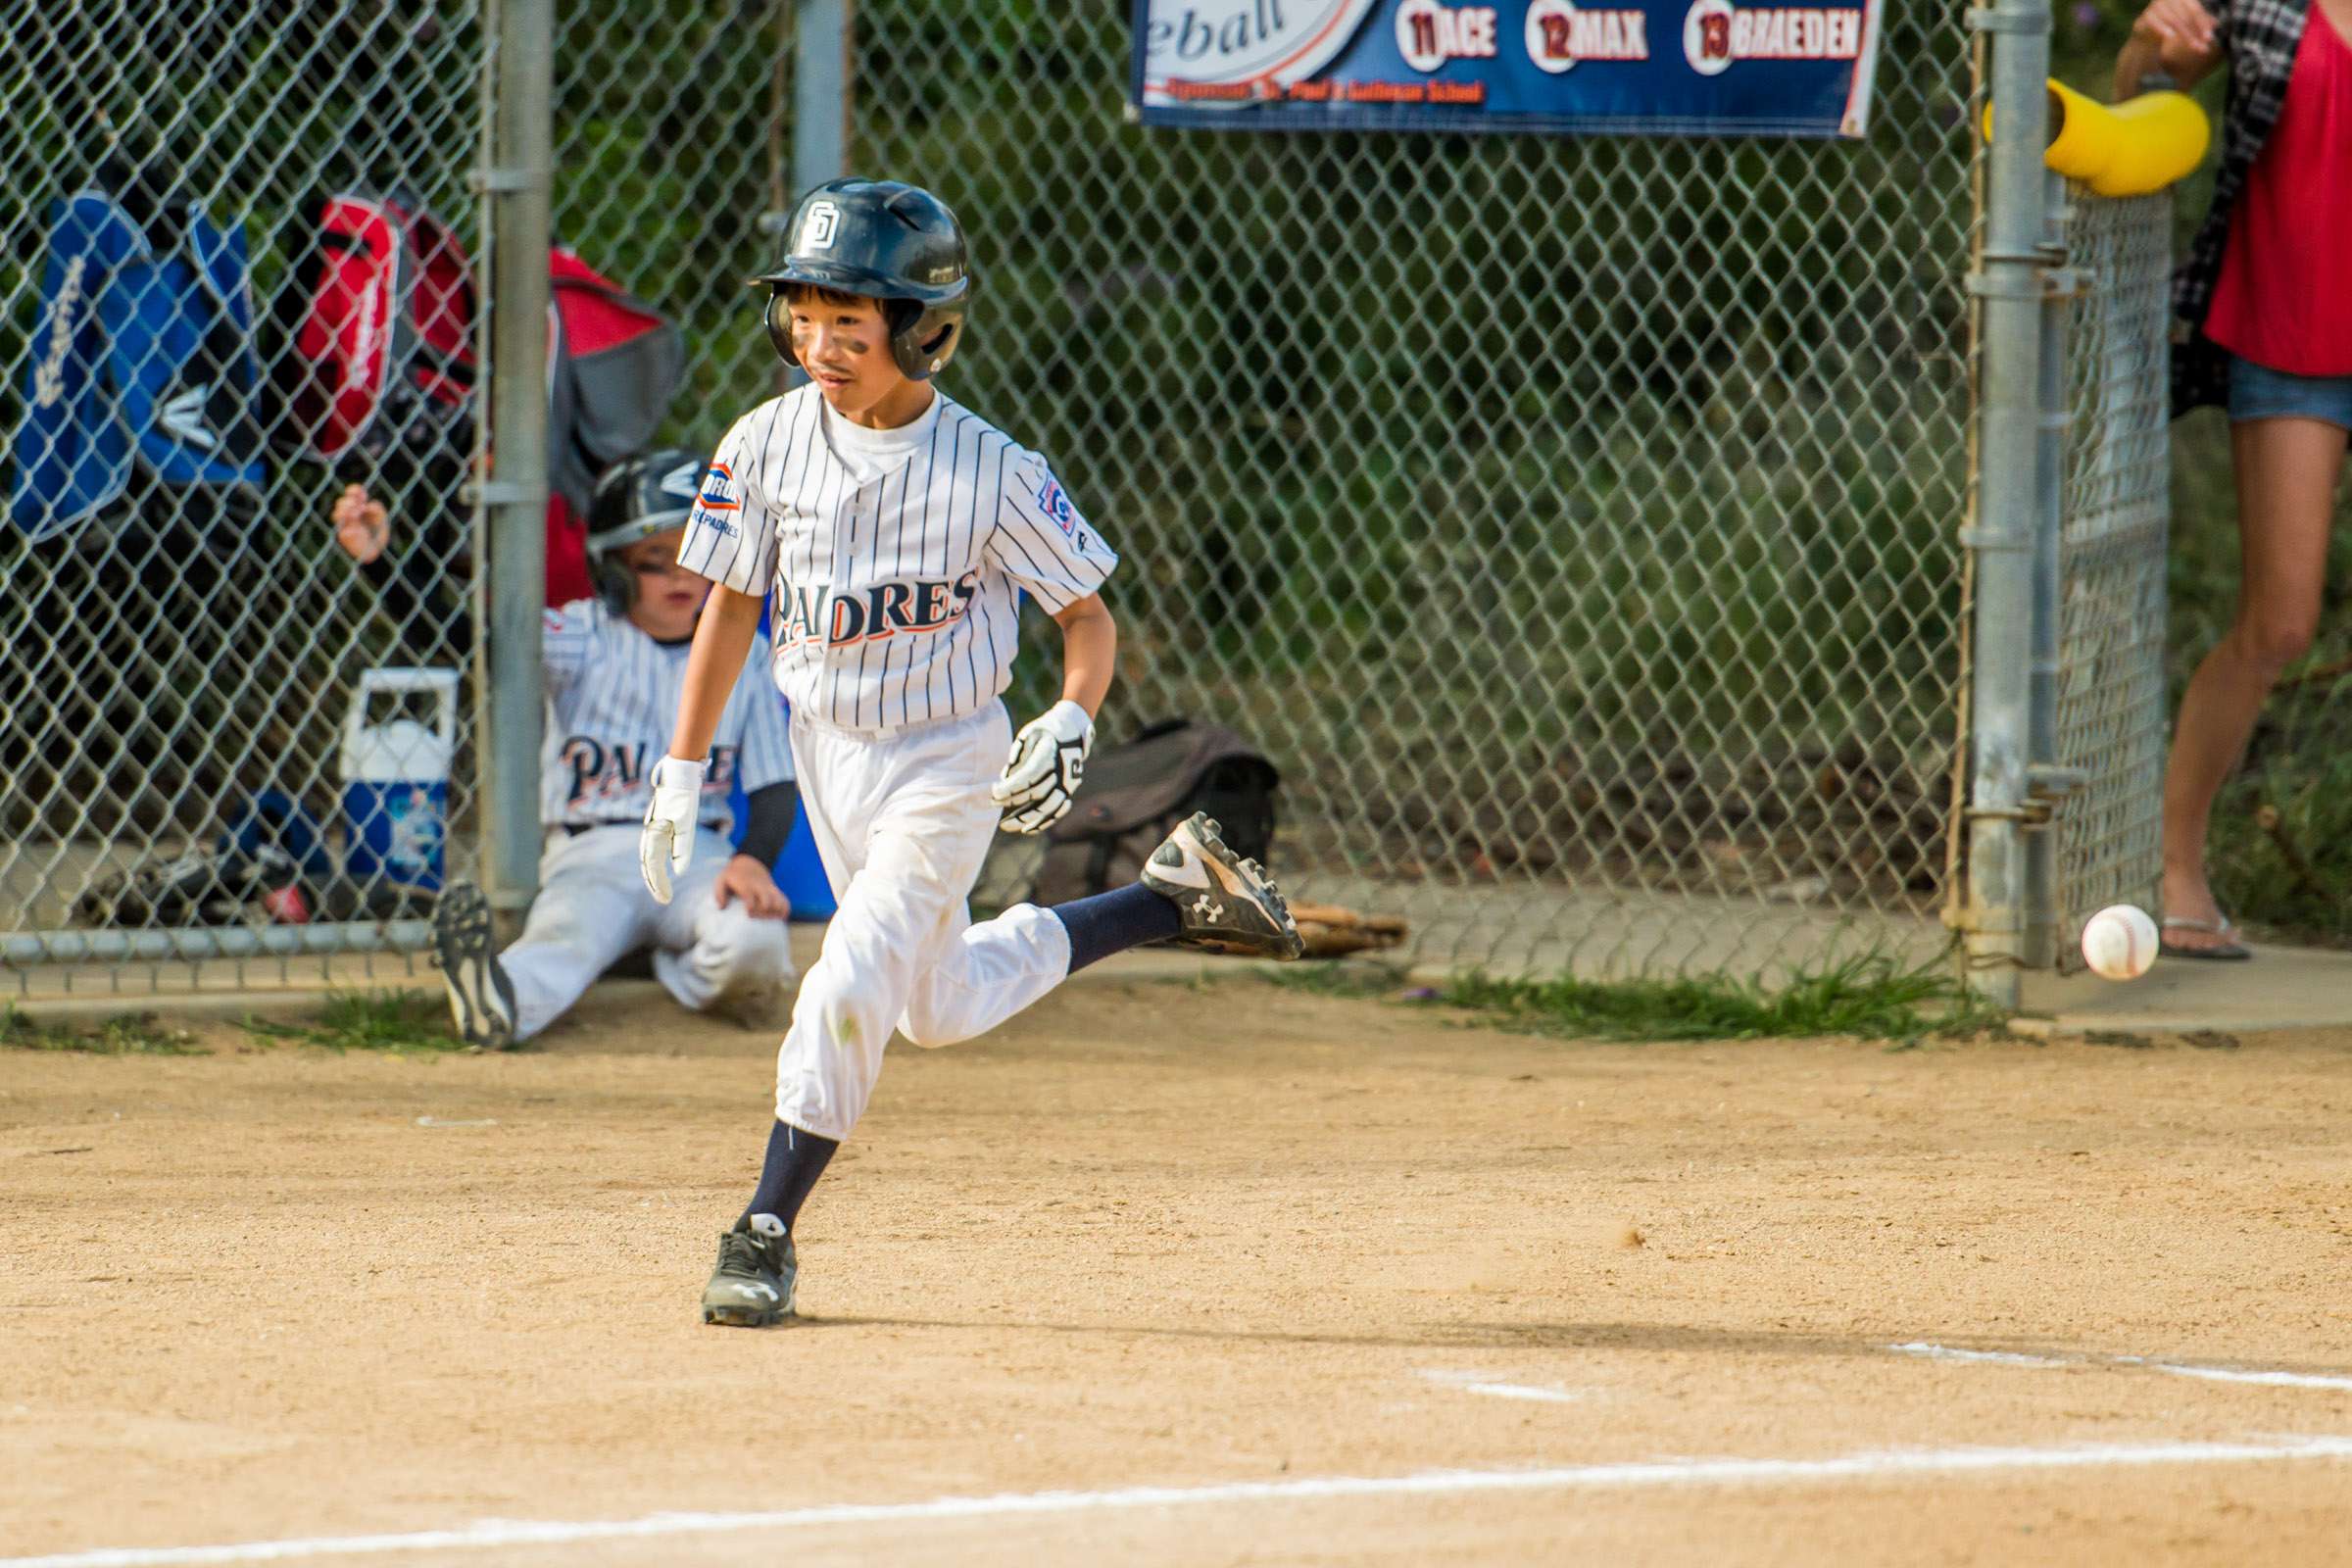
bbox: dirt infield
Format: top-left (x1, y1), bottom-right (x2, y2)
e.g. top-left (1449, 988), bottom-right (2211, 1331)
top-left (7, 977), bottom-right (2352, 1566)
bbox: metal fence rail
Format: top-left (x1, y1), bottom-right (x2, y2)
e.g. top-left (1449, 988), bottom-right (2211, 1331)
top-left (861, 2), bottom-right (1979, 978)
top-left (2049, 189), bottom-right (2172, 966)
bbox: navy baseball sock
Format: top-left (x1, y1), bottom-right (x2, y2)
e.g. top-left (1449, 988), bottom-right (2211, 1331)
top-left (1053, 882), bottom-right (1184, 973)
top-left (741, 1120), bottom-right (838, 1234)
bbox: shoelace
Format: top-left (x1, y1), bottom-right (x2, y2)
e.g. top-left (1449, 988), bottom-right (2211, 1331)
top-left (716, 1231), bottom-right (771, 1278)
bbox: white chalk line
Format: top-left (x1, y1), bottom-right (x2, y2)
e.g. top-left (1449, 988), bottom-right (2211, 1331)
top-left (1417, 1369), bottom-right (1585, 1403)
top-left (1887, 1343), bottom-right (2069, 1369)
top-left (10, 1436), bottom-right (2352, 1568)
top-left (2120, 1358), bottom-right (2352, 1393)
top-left (1889, 1342), bottom-right (2352, 1391)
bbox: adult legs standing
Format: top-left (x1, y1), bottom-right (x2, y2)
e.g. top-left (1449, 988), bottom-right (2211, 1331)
top-left (2160, 414), bottom-right (2344, 952)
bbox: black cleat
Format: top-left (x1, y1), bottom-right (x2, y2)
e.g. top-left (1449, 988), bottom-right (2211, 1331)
top-left (701, 1212), bottom-right (796, 1327)
top-left (432, 880), bottom-right (516, 1049)
top-left (1141, 811), bottom-right (1305, 960)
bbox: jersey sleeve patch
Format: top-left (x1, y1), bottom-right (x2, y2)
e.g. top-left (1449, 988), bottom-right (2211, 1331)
top-left (691, 462), bottom-right (743, 534)
top-left (987, 448), bottom-right (1117, 614)
top-left (1036, 472), bottom-right (1076, 536)
top-left (679, 406), bottom-right (782, 600)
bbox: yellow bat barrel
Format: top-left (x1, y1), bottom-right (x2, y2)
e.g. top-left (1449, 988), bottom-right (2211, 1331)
top-left (1983, 80), bottom-right (2212, 197)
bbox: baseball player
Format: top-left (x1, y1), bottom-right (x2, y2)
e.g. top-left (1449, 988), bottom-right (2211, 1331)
top-left (647, 178), bottom-right (1303, 1327)
top-left (433, 449), bottom-right (799, 1049)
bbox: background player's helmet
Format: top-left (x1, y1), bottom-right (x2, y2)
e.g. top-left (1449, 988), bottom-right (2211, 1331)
top-left (751, 178), bottom-right (971, 382)
top-left (586, 448), bottom-right (709, 614)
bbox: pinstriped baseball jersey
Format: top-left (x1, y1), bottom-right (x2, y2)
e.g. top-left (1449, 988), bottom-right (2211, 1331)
top-left (678, 385), bottom-right (1118, 732)
top-left (539, 597), bottom-right (794, 830)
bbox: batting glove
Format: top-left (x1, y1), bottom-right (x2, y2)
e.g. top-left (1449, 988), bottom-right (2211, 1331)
top-left (640, 755), bottom-right (706, 904)
top-left (991, 700), bottom-right (1094, 835)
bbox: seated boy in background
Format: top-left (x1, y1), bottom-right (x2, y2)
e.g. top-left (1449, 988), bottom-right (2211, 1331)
top-left (433, 449), bottom-right (799, 1048)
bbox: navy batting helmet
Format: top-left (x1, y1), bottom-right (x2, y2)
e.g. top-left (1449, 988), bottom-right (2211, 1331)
top-left (752, 178), bottom-right (971, 381)
top-left (586, 448), bottom-right (708, 613)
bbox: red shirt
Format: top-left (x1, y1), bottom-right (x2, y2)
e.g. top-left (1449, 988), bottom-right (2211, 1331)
top-left (545, 494), bottom-right (591, 608)
top-left (2204, 6), bottom-right (2352, 375)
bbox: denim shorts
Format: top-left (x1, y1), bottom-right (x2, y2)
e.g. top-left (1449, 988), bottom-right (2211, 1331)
top-left (2228, 354), bottom-right (2352, 430)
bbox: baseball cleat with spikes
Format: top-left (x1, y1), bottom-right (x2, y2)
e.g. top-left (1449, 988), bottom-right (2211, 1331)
top-left (1141, 811), bottom-right (1305, 960)
top-left (433, 880), bottom-right (516, 1049)
top-left (701, 1212), bottom-right (796, 1327)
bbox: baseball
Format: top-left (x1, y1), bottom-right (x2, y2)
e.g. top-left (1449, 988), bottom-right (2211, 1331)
top-left (2080, 904), bottom-right (2159, 981)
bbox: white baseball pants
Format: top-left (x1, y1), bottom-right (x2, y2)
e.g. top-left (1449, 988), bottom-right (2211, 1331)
top-left (501, 823), bottom-right (796, 1041)
top-left (774, 702), bottom-right (1072, 1140)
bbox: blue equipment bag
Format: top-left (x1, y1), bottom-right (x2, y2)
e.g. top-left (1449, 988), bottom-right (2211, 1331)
top-left (9, 171), bottom-right (266, 542)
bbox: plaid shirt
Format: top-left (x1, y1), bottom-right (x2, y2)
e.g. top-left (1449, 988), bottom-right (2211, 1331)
top-left (2172, 0), bottom-right (2310, 415)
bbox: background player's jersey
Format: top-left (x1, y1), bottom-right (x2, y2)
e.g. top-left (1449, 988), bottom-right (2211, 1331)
top-left (539, 597), bottom-right (793, 829)
top-left (678, 386), bottom-right (1118, 732)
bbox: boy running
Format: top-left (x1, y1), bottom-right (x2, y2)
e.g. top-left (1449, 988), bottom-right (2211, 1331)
top-left (645, 179), bottom-right (1301, 1327)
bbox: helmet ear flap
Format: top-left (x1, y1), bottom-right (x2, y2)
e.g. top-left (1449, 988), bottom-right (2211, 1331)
top-left (596, 557), bottom-right (637, 616)
top-left (888, 302), bottom-right (963, 381)
top-left (763, 291), bottom-right (801, 370)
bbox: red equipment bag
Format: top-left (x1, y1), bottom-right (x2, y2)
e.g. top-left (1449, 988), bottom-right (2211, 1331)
top-left (546, 243), bottom-right (683, 516)
top-left (271, 189), bottom-right (475, 461)
top-left (271, 195), bottom-right (680, 518)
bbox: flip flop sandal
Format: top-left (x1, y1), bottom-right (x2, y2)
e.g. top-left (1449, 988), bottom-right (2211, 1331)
top-left (2158, 913), bottom-right (2253, 962)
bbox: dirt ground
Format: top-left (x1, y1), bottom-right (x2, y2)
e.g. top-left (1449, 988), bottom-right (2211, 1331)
top-left (6, 975), bottom-right (2352, 1566)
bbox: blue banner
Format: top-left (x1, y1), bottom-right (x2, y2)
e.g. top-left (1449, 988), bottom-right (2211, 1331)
top-left (1130, 0), bottom-right (1887, 138)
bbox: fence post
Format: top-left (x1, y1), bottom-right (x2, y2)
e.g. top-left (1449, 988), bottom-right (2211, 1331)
top-left (478, 0), bottom-right (554, 925)
top-left (793, 0), bottom-right (852, 197)
top-left (2024, 168), bottom-right (2072, 970)
top-left (772, 0), bottom-right (851, 397)
top-left (1963, 0), bottom-right (2055, 1004)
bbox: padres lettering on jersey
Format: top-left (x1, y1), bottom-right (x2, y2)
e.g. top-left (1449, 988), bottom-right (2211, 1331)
top-left (678, 387), bottom-right (1119, 732)
top-left (539, 598), bottom-right (795, 829)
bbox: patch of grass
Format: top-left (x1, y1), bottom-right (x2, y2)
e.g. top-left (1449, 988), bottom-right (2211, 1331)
top-left (1270, 955), bottom-right (2007, 1046)
top-left (1264, 961), bottom-right (1412, 1004)
top-left (1, 1004), bottom-right (206, 1055)
top-left (240, 990), bottom-right (467, 1054)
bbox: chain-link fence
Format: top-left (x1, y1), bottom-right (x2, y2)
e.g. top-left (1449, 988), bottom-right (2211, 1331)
top-left (0, 1), bottom-right (809, 996)
top-left (2, 1), bottom-right (2187, 999)
top-left (550, 1), bottom-right (790, 448)
top-left (868, 3), bottom-right (1979, 978)
top-left (2, 1), bottom-right (490, 988)
top-left (2050, 187), bottom-right (2171, 967)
